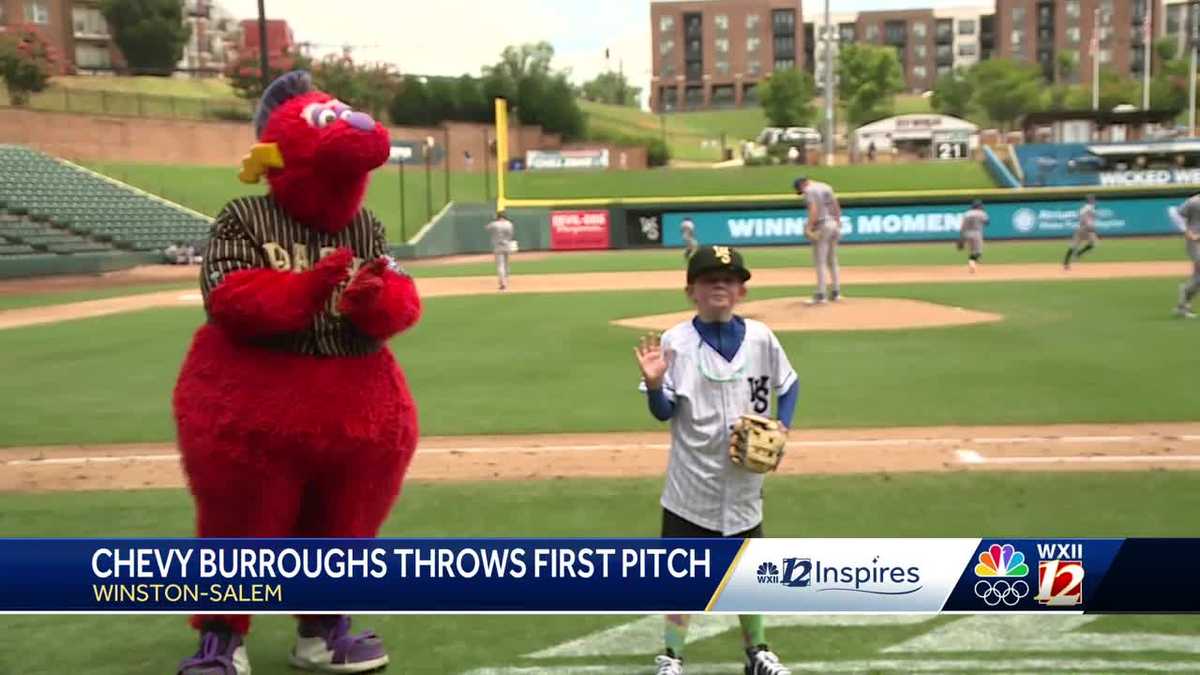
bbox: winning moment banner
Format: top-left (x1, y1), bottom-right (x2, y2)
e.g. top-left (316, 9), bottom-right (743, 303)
top-left (659, 195), bottom-right (1186, 247)
top-left (1, 538), bottom-right (1197, 613)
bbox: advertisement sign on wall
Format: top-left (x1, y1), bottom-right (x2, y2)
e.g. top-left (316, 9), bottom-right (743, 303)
top-left (550, 210), bottom-right (611, 250)
top-left (625, 209), bottom-right (664, 247)
top-left (659, 196), bottom-right (1187, 247)
top-left (527, 149), bottom-right (610, 170)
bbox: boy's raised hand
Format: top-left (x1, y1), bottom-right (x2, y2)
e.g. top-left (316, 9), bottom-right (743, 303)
top-left (635, 332), bottom-right (670, 390)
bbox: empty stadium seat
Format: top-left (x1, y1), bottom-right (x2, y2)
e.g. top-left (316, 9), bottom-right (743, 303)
top-left (0, 144), bottom-right (214, 259)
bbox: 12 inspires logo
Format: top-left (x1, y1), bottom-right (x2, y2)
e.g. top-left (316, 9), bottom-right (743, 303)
top-left (973, 543), bottom-right (1031, 607)
top-left (1035, 543), bottom-right (1085, 607)
top-left (756, 556), bottom-right (920, 594)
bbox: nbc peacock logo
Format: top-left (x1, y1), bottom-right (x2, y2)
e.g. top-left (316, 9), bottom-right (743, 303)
top-left (756, 562), bottom-right (780, 585)
top-left (973, 543), bottom-right (1031, 607)
top-left (975, 543), bottom-right (1029, 578)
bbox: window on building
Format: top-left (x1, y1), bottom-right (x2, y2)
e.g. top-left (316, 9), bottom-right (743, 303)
top-left (840, 24), bottom-right (855, 42)
top-left (714, 14), bottom-right (728, 33)
top-left (715, 37), bottom-right (730, 55)
top-left (715, 60), bottom-right (730, 76)
top-left (938, 65), bottom-right (952, 77)
top-left (914, 44), bottom-right (927, 60)
top-left (747, 13), bottom-right (759, 32)
top-left (1066, 1), bottom-right (1081, 20)
top-left (884, 21), bottom-right (906, 44)
top-left (772, 9), bottom-right (795, 33)
top-left (1012, 7), bottom-right (1025, 26)
top-left (662, 62), bottom-right (675, 78)
top-left (712, 84), bottom-right (734, 106)
top-left (75, 44), bottom-right (111, 70)
top-left (659, 15), bottom-right (675, 33)
top-left (25, 1), bottom-right (49, 24)
top-left (958, 19), bottom-right (976, 35)
top-left (1066, 26), bottom-right (1081, 44)
top-left (660, 39), bottom-right (675, 56)
top-left (659, 86), bottom-right (677, 112)
top-left (913, 21), bottom-right (926, 40)
top-left (865, 24), bottom-right (879, 41)
top-left (1099, 48), bottom-right (1112, 64)
top-left (913, 65), bottom-right (927, 80)
top-left (1167, 6), bottom-right (1182, 35)
top-left (743, 82), bottom-right (759, 103)
top-left (1011, 29), bottom-right (1024, 49)
top-left (73, 7), bottom-right (109, 37)
top-left (958, 43), bottom-right (977, 57)
top-left (773, 58), bottom-right (795, 71)
top-left (773, 35), bottom-right (795, 54)
top-left (685, 60), bottom-right (702, 81)
top-left (684, 85), bottom-right (704, 108)
top-left (686, 38), bottom-right (701, 56)
top-left (1100, 1), bottom-right (1113, 23)
top-left (747, 36), bottom-right (761, 53)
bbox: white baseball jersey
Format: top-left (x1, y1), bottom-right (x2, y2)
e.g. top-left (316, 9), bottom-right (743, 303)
top-left (1075, 204), bottom-right (1095, 233)
top-left (640, 317), bottom-right (798, 535)
top-left (485, 218), bottom-right (514, 254)
top-left (803, 180), bottom-right (841, 226)
top-left (960, 208), bottom-right (989, 235)
top-left (1177, 196), bottom-right (1200, 236)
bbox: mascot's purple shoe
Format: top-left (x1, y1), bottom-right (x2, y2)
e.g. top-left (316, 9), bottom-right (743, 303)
top-left (289, 615), bottom-right (389, 673)
top-left (178, 627), bottom-right (250, 675)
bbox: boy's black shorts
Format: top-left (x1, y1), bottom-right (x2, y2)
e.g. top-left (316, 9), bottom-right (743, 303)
top-left (661, 508), bottom-right (763, 539)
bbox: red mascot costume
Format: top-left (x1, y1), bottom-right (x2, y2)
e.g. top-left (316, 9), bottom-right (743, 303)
top-left (174, 70), bottom-right (421, 674)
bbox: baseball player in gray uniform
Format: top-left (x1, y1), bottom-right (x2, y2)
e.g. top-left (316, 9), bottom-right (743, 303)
top-left (1168, 195), bottom-right (1200, 318)
top-left (681, 218), bottom-right (699, 260)
top-left (635, 246), bottom-right (799, 675)
top-left (959, 199), bottom-right (989, 273)
top-left (484, 210), bottom-right (515, 291)
top-left (794, 176), bottom-right (842, 303)
top-left (1063, 195), bottom-right (1099, 271)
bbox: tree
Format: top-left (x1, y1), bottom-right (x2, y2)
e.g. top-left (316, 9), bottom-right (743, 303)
top-left (482, 42), bottom-right (585, 139)
top-left (226, 52), bottom-right (311, 101)
top-left (580, 71), bottom-right (642, 107)
top-left (355, 63), bottom-right (401, 121)
top-left (388, 75), bottom-right (432, 126)
top-left (0, 26), bottom-right (56, 106)
top-left (426, 77), bottom-right (458, 124)
top-left (1063, 67), bottom-right (1138, 111)
top-left (1055, 50), bottom-right (1078, 84)
top-left (930, 69), bottom-right (973, 118)
top-left (837, 43), bottom-right (904, 127)
top-left (968, 58), bottom-right (1043, 129)
top-left (100, 0), bottom-right (190, 75)
top-left (758, 68), bottom-right (816, 127)
top-left (311, 54), bottom-right (363, 106)
top-left (453, 75), bottom-right (489, 123)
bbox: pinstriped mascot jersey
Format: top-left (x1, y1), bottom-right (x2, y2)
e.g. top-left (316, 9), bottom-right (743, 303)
top-left (202, 195), bottom-right (389, 356)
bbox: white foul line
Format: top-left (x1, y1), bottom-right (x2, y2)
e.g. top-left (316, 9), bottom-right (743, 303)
top-left (956, 449), bottom-right (1200, 465)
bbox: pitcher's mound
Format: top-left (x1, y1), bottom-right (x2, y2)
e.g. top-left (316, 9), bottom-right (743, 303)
top-left (613, 297), bottom-right (1003, 332)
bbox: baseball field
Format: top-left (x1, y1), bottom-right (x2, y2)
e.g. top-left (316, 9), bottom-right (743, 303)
top-left (1, 231), bottom-right (1199, 673)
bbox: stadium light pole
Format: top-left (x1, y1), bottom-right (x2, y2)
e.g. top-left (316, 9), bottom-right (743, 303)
top-left (424, 136), bottom-right (434, 222)
top-left (257, 0), bottom-right (269, 93)
top-left (823, 0), bottom-right (834, 166)
top-left (398, 154), bottom-right (406, 242)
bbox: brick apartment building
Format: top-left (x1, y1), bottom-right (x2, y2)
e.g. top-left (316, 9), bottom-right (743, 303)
top-left (649, 0), bottom-right (804, 112)
top-left (996, 0), bottom-right (1163, 84)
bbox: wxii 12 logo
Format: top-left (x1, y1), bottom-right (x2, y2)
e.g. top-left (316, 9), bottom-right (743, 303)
top-left (756, 557), bottom-right (920, 594)
top-left (1034, 542), bottom-right (1085, 607)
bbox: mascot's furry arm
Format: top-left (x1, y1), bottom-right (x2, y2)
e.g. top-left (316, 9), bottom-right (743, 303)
top-left (337, 217), bottom-right (422, 341)
top-left (203, 208), bottom-right (354, 339)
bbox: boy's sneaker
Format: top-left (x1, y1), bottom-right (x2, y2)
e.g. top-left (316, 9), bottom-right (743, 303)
top-left (654, 649), bottom-right (683, 675)
top-left (178, 628), bottom-right (250, 675)
top-left (745, 644), bottom-right (791, 675)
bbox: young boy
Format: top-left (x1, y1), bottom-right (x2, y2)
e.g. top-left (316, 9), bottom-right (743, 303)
top-left (634, 245), bottom-right (799, 675)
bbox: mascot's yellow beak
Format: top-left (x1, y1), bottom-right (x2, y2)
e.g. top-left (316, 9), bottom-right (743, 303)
top-left (238, 143), bottom-right (285, 184)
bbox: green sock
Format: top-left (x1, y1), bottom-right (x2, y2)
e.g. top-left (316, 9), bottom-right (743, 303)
top-left (738, 614), bottom-right (766, 649)
top-left (664, 614), bottom-right (690, 657)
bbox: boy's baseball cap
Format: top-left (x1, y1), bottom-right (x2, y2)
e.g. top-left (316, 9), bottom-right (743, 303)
top-left (687, 245), bottom-right (752, 283)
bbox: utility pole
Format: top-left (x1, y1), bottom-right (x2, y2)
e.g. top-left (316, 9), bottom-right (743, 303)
top-left (823, 0), bottom-right (835, 166)
top-left (257, 0), bottom-right (269, 93)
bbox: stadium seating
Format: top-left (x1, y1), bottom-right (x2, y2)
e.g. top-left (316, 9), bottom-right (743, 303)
top-left (0, 145), bottom-right (213, 254)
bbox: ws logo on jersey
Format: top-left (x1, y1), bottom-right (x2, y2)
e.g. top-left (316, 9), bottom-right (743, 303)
top-left (1035, 542), bottom-right (1085, 607)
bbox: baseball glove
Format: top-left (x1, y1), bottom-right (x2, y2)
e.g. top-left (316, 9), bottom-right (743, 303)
top-left (729, 414), bottom-right (787, 473)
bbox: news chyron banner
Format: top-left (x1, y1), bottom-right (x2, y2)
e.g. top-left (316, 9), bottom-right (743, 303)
top-left (0, 538), bottom-right (1195, 613)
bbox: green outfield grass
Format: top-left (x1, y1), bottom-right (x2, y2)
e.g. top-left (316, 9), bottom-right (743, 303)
top-left (407, 236), bottom-right (1187, 278)
top-left (0, 276), bottom-right (1193, 447)
top-left (1, 471), bottom-right (1199, 674)
top-left (81, 160), bottom-right (997, 242)
top-left (0, 283), bottom-right (194, 311)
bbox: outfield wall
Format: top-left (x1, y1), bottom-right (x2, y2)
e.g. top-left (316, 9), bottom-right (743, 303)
top-left (0, 252), bottom-right (156, 280)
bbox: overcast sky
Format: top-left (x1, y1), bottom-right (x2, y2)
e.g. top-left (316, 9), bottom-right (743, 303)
top-left (218, 1), bottom-right (989, 107)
